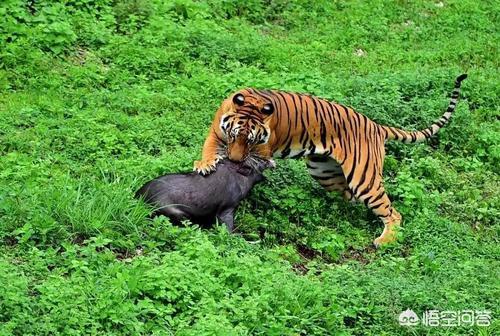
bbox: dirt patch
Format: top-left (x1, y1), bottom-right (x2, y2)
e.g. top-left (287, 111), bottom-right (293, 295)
top-left (115, 247), bottom-right (144, 261)
top-left (71, 233), bottom-right (87, 246)
top-left (4, 235), bottom-right (18, 247)
top-left (291, 262), bottom-right (309, 275)
top-left (296, 243), bottom-right (320, 260)
top-left (338, 246), bottom-right (375, 265)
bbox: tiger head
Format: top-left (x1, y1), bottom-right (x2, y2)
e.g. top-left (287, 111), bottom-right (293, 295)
top-left (219, 90), bottom-right (274, 162)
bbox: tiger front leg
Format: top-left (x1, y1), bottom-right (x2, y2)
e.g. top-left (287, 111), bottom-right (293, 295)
top-left (194, 128), bottom-right (224, 175)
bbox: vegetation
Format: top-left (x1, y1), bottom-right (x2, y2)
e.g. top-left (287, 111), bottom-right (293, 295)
top-left (0, 0), bottom-right (498, 335)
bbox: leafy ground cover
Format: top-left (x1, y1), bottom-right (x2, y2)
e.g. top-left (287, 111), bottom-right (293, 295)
top-left (0, 0), bottom-right (498, 335)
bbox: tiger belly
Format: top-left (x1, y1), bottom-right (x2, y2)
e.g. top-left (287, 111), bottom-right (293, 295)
top-left (306, 155), bottom-right (350, 196)
top-left (273, 145), bottom-right (331, 160)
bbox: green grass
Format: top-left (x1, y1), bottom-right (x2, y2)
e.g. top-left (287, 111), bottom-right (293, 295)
top-left (0, 0), bottom-right (499, 335)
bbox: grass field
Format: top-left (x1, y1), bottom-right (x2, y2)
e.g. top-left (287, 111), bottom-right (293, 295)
top-left (0, 0), bottom-right (499, 335)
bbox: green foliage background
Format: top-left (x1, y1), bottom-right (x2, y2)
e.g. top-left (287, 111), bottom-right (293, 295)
top-left (0, 0), bottom-right (498, 335)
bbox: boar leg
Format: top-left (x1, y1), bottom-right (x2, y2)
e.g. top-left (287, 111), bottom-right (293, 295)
top-left (217, 208), bottom-right (235, 232)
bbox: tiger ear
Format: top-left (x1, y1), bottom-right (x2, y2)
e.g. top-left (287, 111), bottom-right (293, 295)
top-left (232, 93), bottom-right (245, 106)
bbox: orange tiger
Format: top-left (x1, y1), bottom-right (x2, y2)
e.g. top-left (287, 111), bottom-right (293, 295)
top-left (194, 74), bottom-right (467, 246)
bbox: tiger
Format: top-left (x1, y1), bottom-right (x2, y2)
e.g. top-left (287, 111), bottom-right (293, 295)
top-left (193, 74), bottom-right (467, 246)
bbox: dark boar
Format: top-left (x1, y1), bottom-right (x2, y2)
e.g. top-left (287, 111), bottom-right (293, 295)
top-left (135, 159), bottom-right (272, 232)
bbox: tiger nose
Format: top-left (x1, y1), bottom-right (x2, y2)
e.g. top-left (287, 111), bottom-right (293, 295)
top-left (228, 141), bottom-right (247, 162)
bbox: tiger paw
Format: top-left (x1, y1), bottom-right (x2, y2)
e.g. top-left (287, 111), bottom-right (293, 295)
top-left (193, 156), bottom-right (222, 175)
top-left (373, 234), bottom-right (396, 247)
top-left (373, 217), bottom-right (402, 248)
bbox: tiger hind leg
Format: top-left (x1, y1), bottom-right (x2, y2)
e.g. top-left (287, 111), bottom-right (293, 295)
top-left (365, 189), bottom-right (402, 247)
top-left (306, 155), bottom-right (353, 201)
top-left (347, 171), bottom-right (402, 246)
top-left (336, 142), bottom-right (402, 246)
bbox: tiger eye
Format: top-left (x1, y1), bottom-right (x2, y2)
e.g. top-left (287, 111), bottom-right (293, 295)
top-left (262, 103), bottom-right (274, 115)
top-left (232, 93), bottom-right (245, 106)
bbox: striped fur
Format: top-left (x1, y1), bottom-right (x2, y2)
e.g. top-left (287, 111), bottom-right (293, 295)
top-left (194, 74), bottom-right (467, 246)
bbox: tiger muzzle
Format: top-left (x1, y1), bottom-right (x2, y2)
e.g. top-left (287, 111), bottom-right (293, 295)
top-left (227, 137), bottom-right (248, 162)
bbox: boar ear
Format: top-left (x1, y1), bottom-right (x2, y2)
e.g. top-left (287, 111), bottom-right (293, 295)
top-left (254, 159), bottom-right (274, 173)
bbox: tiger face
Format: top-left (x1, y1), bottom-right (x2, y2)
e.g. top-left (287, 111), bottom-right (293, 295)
top-left (219, 91), bottom-right (274, 162)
